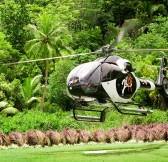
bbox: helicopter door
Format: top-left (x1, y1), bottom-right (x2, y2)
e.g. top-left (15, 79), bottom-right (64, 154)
top-left (80, 62), bottom-right (101, 94)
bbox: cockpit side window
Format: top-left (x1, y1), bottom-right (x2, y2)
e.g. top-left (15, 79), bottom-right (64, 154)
top-left (101, 63), bottom-right (111, 81)
top-left (101, 63), bottom-right (122, 82)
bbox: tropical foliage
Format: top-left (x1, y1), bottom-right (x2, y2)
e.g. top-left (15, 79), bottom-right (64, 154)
top-left (0, 0), bottom-right (30, 52)
top-left (0, 0), bottom-right (168, 133)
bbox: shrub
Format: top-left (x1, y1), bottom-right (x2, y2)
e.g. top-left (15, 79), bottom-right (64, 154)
top-left (0, 108), bottom-right (168, 136)
top-left (132, 125), bottom-right (148, 142)
top-left (61, 128), bottom-right (78, 144)
top-left (106, 129), bottom-right (117, 143)
top-left (91, 130), bottom-right (107, 143)
top-left (9, 131), bottom-right (26, 146)
top-left (0, 131), bottom-right (10, 146)
top-left (77, 130), bottom-right (90, 143)
top-left (26, 130), bottom-right (50, 146)
top-left (148, 123), bottom-right (167, 141)
top-left (115, 127), bottom-right (132, 142)
top-left (45, 130), bottom-right (62, 145)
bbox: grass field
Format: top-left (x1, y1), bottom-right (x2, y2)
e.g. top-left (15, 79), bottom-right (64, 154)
top-left (0, 142), bottom-right (168, 162)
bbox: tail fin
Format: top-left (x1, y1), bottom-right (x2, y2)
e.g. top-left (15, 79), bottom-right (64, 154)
top-left (155, 56), bottom-right (168, 98)
top-left (155, 56), bottom-right (167, 85)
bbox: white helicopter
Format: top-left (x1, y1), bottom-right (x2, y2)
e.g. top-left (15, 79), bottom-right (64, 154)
top-left (66, 20), bottom-right (168, 122)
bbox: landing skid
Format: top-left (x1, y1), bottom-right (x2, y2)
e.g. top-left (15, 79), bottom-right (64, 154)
top-left (72, 99), bottom-right (153, 122)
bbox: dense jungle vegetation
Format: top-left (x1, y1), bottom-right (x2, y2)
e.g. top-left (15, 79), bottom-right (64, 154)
top-left (0, 0), bottom-right (168, 133)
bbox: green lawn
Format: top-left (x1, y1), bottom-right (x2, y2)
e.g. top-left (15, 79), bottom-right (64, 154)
top-left (0, 142), bottom-right (168, 162)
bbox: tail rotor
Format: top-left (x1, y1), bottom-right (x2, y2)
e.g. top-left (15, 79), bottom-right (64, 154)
top-left (155, 57), bottom-right (168, 98)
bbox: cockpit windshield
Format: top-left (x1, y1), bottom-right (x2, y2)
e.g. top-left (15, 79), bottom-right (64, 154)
top-left (67, 61), bottom-right (101, 94)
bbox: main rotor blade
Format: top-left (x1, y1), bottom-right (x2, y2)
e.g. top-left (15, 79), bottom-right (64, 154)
top-left (114, 49), bottom-right (168, 53)
top-left (109, 19), bottom-right (138, 50)
top-left (3, 52), bottom-right (97, 65)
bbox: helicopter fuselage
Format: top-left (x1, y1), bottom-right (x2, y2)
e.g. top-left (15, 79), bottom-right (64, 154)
top-left (67, 56), bottom-right (155, 103)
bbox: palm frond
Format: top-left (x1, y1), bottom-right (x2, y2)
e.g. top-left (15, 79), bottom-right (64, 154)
top-left (50, 26), bottom-right (70, 37)
top-left (22, 77), bottom-right (32, 101)
top-left (27, 97), bottom-right (39, 104)
top-left (24, 39), bottom-right (40, 52)
top-left (40, 14), bottom-right (53, 35)
top-left (46, 43), bottom-right (56, 56)
top-left (60, 34), bottom-right (72, 44)
top-left (31, 74), bottom-right (43, 87)
top-left (33, 83), bottom-right (42, 94)
top-left (25, 24), bottom-right (46, 37)
top-left (22, 75), bottom-right (43, 103)
top-left (25, 41), bottom-right (42, 55)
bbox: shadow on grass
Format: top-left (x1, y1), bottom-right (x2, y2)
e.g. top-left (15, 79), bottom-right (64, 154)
top-left (83, 144), bottom-right (167, 157)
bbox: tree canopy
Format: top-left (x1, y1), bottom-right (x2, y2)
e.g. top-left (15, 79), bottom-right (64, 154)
top-left (1, 0), bottom-right (168, 112)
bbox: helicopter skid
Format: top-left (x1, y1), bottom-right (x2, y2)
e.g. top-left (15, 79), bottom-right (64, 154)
top-left (107, 99), bottom-right (153, 116)
top-left (72, 99), bottom-right (153, 122)
top-left (72, 101), bottom-right (109, 122)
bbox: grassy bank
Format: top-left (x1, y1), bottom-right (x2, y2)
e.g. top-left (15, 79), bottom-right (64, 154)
top-left (0, 142), bottom-right (168, 162)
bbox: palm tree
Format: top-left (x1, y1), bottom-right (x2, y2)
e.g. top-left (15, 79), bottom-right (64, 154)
top-left (24, 14), bottom-right (72, 110)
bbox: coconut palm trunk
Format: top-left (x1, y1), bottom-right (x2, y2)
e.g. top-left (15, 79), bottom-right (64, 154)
top-left (41, 60), bottom-right (49, 110)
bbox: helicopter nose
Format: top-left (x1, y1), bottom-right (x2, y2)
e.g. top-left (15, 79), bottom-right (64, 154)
top-left (68, 77), bottom-right (80, 89)
top-left (68, 77), bottom-right (85, 96)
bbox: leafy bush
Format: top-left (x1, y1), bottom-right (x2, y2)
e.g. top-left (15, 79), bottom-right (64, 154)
top-left (48, 60), bottom-right (75, 111)
top-left (21, 74), bottom-right (43, 109)
top-left (106, 129), bottom-right (117, 143)
top-left (102, 109), bottom-right (168, 130)
top-left (0, 74), bottom-right (24, 110)
top-left (132, 125), bottom-right (148, 142)
top-left (0, 109), bottom-right (88, 134)
top-left (148, 16), bottom-right (168, 42)
top-left (135, 33), bottom-right (168, 49)
top-left (72, 27), bottom-right (103, 52)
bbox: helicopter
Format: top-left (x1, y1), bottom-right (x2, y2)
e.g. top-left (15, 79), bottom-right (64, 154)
top-left (66, 19), bottom-right (168, 122)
